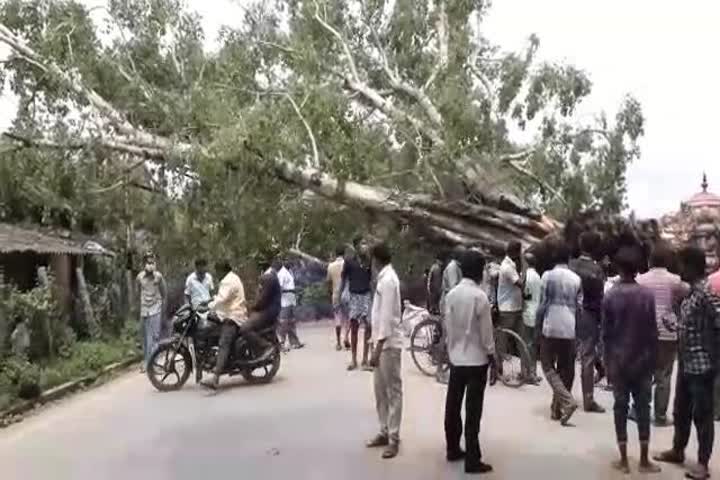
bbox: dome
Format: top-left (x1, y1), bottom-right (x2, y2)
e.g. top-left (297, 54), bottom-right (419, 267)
top-left (684, 174), bottom-right (720, 208)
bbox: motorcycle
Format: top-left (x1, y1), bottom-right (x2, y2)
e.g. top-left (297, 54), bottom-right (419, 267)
top-left (146, 303), bottom-right (281, 392)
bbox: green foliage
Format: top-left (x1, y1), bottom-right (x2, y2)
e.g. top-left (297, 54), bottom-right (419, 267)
top-left (0, 357), bottom-right (41, 400)
top-left (1, 281), bottom-right (64, 360)
top-left (300, 281), bottom-right (328, 306)
top-left (0, 330), bottom-right (139, 410)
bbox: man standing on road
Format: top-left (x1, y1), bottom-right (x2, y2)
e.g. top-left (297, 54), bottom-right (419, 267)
top-left (327, 245), bottom-right (349, 351)
top-left (654, 246), bottom-right (720, 480)
top-left (436, 247), bottom-right (464, 384)
top-left (569, 232), bottom-right (606, 414)
top-left (636, 243), bottom-right (688, 426)
top-left (426, 253), bottom-right (444, 315)
top-left (185, 258), bottom-right (214, 310)
top-left (522, 252), bottom-right (542, 385)
top-left (342, 238), bottom-right (373, 370)
top-left (277, 258), bottom-right (304, 352)
top-left (708, 255), bottom-right (720, 421)
top-left (443, 249), bottom-right (495, 474)
top-left (536, 242), bottom-right (582, 426)
top-left (137, 252), bottom-right (166, 373)
top-left (440, 247), bottom-right (463, 312)
top-left (366, 242), bottom-right (403, 460)
top-left (602, 247), bottom-right (661, 475)
top-left (497, 241), bottom-right (524, 368)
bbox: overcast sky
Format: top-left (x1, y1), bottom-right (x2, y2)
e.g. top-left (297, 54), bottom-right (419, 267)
top-left (2, 0), bottom-right (719, 218)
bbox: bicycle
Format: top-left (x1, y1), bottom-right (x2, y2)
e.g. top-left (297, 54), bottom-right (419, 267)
top-left (408, 315), bottom-right (532, 388)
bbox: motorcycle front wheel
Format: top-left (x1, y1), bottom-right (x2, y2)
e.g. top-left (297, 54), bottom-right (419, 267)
top-left (241, 347), bottom-right (281, 384)
top-left (147, 342), bottom-right (192, 392)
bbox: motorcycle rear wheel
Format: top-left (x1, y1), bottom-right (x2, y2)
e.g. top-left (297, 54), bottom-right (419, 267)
top-left (240, 347), bottom-right (281, 384)
top-left (147, 343), bottom-right (192, 392)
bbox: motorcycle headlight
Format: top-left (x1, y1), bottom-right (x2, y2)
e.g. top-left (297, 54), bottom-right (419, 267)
top-left (172, 315), bottom-right (187, 331)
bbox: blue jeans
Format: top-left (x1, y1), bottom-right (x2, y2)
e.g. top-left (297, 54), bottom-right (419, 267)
top-left (141, 313), bottom-right (162, 369)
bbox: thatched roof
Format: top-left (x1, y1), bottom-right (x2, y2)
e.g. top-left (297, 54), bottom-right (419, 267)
top-left (0, 223), bottom-right (114, 256)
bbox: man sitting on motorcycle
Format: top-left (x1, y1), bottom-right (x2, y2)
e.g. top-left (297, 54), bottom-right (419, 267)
top-left (252, 258), bottom-right (282, 331)
top-left (201, 260), bottom-right (274, 390)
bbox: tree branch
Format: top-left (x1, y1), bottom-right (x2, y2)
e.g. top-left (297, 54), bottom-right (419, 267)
top-left (1, 131), bottom-right (166, 159)
top-left (282, 93), bottom-right (320, 169)
top-left (423, 0), bottom-right (448, 91)
top-left (0, 23), bottom-right (184, 153)
top-left (288, 248), bottom-right (327, 266)
top-left (498, 149), bottom-right (567, 206)
top-left (367, 21), bottom-right (444, 128)
top-left (313, 0), bottom-right (359, 82)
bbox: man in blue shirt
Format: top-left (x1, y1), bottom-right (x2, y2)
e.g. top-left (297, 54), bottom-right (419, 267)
top-left (536, 242), bottom-right (582, 426)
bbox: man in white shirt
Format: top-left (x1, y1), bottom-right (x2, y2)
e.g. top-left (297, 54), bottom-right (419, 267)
top-left (496, 241), bottom-right (524, 379)
top-left (522, 253), bottom-right (542, 384)
top-left (536, 242), bottom-right (583, 425)
top-left (440, 247), bottom-right (464, 312)
top-left (443, 249), bottom-right (495, 474)
top-left (185, 258), bottom-right (214, 310)
top-left (327, 245), bottom-right (349, 350)
top-left (276, 258), bottom-right (304, 351)
top-left (366, 243), bottom-right (403, 460)
top-left (436, 247), bottom-right (464, 384)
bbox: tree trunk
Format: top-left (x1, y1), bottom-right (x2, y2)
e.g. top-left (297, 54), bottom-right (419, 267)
top-left (36, 266), bottom-right (53, 359)
top-left (75, 261), bottom-right (100, 338)
top-left (272, 157), bottom-right (559, 255)
top-left (289, 248), bottom-right (327, 267)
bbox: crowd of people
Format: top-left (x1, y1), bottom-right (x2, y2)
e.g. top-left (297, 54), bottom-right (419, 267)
top-left (417, 235), bottom-right (720, 478)
top-left (136, 234), bottom-right (720, 478)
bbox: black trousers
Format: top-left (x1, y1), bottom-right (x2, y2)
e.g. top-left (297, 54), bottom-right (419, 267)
top-left (444, 364), bottom-right (489, 468)
top-left (215, 320), bottom-right (239, 376)
top-left (539, 337), bottom-right (576, 415)
top-left (576, 309), bottom-right (600, 406)
top-left (613, 374), bottom-right (652, 443)
top-left (673, 371), bottom-right (715, 466)
top-left (215, 315), bottom-right (274, 375)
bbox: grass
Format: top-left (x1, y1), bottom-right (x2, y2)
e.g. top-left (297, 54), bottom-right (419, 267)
top-left (0, 325), bottom-right (140, 412)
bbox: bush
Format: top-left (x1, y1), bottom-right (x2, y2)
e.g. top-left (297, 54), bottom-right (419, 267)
top-left (300, 282), bottom-right (329, 307)
top-left (0, 357), bottom-right (41, 400)
top-left (1, 283), bottom-right (63, 360)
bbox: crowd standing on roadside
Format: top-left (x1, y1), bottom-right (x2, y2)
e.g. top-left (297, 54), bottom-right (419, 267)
top-left (139, 231), bottom-right (720, 478)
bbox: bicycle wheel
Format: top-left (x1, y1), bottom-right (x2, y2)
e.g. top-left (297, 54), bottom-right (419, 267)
top-left (494, 327), bottom-right (532, 388)
top-left (409, 318), bottom-right (444, 377)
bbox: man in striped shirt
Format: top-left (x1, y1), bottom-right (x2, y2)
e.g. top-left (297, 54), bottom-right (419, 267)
top-left (636, 243), bottom-right (688, 426)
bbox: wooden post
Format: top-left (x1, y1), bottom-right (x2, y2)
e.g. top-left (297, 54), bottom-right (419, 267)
top-left (36, 266), bottom-right (53, 359)
top-left (75, 257), bottom-right (100, 338)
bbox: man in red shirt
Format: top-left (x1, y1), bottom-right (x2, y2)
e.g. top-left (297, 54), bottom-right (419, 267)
top-left (708, 250), bottom-right (720, 422)
top-left (709, 266), bottom-right (720, 296)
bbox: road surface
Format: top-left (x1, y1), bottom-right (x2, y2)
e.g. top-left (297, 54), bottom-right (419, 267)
top-left (1, 322), bottom-right (717, 479)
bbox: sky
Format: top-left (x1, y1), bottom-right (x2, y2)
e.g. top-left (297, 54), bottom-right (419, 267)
top-left (2, 0), bottom-right (719, 218)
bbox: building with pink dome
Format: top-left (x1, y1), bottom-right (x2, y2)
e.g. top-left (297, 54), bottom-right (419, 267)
top-left (660, 174), bottom-right (720, 273)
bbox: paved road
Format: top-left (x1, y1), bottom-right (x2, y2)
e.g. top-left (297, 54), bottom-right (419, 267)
top-left (1, 323), bottom-right (717, 479)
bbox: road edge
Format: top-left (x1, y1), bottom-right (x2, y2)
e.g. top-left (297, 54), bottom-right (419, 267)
top-left (0, 355), bottom-right (141, 428)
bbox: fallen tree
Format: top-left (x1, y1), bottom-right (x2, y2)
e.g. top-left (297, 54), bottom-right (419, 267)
top-left (0, 1), bottom-right (652, 264)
